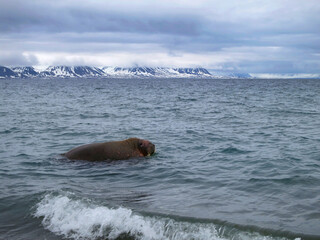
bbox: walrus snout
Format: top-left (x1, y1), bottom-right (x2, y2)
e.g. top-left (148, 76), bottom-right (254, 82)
top-left (149, 143), bottom-right (156, 156)
top-left (139, 140), bottom-right (155, 157)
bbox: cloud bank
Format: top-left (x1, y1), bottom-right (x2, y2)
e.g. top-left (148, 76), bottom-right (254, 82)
top-left (0, 0), bottom-right (319, 73)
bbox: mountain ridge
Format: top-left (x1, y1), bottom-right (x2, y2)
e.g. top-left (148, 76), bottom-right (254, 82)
top-left (0, 65), bottom-right (252, 79)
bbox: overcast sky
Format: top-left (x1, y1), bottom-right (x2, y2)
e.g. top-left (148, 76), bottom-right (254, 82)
top-left (0, 0), bottom-right (319, 73)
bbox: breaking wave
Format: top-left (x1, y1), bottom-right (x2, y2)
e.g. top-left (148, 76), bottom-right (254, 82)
top-left (34, 193), bottom-right (297, 240)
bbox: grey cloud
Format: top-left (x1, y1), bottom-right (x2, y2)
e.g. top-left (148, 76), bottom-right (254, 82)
top-left (0, 1), bottom-right (202, 36)
top-left (0, 0), bottom-right (319, 73)
top-left (229, 56), bottom-right (320, 74)
top-left (0, 52), bottom-right (38, 66)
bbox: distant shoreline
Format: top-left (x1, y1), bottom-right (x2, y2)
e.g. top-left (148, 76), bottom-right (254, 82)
top-left (1, 65), bottom-right (319, 79)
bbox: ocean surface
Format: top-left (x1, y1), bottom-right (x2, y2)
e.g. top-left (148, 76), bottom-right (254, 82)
top-left (0, 78), bottom-right (319, 240)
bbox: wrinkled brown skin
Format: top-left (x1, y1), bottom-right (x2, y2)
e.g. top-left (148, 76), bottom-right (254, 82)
top-left (63, 138), bottom-right (155, 161)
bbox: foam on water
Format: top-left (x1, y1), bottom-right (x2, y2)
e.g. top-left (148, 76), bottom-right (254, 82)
top-left (34, 193), bottom-right (293, 240)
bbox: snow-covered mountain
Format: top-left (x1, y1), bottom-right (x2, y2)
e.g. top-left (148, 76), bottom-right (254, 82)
top-left (12, 67), bottom-right (39, 78)
top-left (1, 65), bottom-right (253, 79)
top-left (102, 67), bottom-right (158, 77)
top-left (38, 66), bottom-right (105, 78)
top-left (3, 65), bottom-right (320, 79)
top-left (0, 66), bottom-right (17, 78)
top-left (226, 72), bottom-right (252, 78)
top-left (208, 70), bottom-right (252, 79)
top-left (102, 67), bottom-right (213, 78)
top-left (174, 68), bottom-right (211, 75)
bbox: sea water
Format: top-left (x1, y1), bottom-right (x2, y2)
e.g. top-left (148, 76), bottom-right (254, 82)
top-left (0, 78), bottom-right (319, 240)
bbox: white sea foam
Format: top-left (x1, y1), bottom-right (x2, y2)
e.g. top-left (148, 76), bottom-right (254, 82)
top-left (34, 193), bottom-right (291, 240)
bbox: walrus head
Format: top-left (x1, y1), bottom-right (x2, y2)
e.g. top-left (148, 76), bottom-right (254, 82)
top-left (138, 139), bottom-right (155, 157)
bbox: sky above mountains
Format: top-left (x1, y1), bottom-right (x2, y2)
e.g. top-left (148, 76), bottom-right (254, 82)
top-left (0, 0), bottom-right (319, 74)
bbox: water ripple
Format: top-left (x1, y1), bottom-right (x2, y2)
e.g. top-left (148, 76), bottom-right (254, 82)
top-left (1, 78), bottom-right (320, 239)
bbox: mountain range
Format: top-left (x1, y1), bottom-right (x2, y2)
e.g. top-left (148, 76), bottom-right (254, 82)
top-left (0, 66), bottom-right (252, 79)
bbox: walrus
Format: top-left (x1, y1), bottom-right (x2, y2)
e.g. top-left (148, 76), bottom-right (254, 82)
top-left (62, 138), bottom-right (155, 161)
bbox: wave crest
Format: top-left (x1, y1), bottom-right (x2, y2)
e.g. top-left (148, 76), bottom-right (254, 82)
top-left (34, 193), bottom-right (224, 240)
top-left (34, 193), bottom-right (296, 240)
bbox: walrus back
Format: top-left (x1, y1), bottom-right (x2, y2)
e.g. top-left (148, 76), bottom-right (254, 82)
top-left (64, 143), bottom-right (107, 161)
top-left (102, 140), bottom-right (142, 160)
top-left (64, 140), bottom-right (142, 161)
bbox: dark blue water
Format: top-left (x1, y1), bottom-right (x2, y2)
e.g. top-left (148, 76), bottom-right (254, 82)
top-left (1, 78), bottom-right (319, 240)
